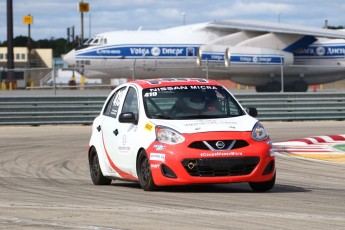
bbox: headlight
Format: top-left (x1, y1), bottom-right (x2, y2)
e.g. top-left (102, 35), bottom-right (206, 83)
top-left (251, 122), bottom-right (269, 141)
top-left (155, 126), bottom-right (185, 144)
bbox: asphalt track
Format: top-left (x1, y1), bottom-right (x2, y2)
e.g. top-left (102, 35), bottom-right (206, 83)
top-left (0, 121), bottom-right (344, 230)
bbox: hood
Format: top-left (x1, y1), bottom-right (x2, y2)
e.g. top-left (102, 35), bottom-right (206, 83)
top-left (150, 115), bottom-right (258, 134)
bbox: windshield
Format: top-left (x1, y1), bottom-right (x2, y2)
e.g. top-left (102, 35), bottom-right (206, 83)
top-left (83, 36), bottom-right (107, 46)
top-left (143, 85), bottom-right (244, 119)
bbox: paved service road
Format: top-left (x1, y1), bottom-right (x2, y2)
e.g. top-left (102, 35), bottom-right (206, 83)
top-left (0, 121), bottom-right (344, 230)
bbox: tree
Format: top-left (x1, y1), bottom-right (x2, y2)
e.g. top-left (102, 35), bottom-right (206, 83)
top-left (327, 26), bottom-right (345, 30)
top-left (1, 36), bottom-right (74, 58)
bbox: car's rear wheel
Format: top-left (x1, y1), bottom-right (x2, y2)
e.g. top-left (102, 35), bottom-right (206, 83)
top-left (137, 150), bottom-right (158, 191)
top-left (249, 172), bottom-right (276, 192)
top-left (89, 147), bottom-right (112, 185)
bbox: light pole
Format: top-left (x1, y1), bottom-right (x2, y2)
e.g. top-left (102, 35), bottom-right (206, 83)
top-left (23, 15), bottom-right (33, 65)
top-left (78, 1), bottom-right (89, 44)
top-left (23, 14), bottom-right (33, 86)
top-left (89, 13), bottom-right (91, 39)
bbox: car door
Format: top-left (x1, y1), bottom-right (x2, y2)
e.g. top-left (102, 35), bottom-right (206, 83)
top-left (101, 86), bottom-right (139, 176)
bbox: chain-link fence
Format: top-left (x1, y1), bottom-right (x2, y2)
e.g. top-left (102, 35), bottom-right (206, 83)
top-left (1, 63), bottom-right (345, 94)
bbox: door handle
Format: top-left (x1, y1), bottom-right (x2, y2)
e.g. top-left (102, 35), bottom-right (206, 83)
top-left (113, 129), bottom-right (119, 136)
top-left (97, 125), bottom-right (101, 132)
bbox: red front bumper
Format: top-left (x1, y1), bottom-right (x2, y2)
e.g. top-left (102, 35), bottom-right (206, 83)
top-left (146, 131), bottom-right (275, 186)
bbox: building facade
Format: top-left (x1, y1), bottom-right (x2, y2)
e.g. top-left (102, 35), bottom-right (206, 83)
top-left (0, 47), bottom-right (52, 88)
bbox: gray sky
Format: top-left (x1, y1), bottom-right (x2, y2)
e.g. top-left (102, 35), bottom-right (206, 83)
top-left (0, 0), bottom-right (344, 42)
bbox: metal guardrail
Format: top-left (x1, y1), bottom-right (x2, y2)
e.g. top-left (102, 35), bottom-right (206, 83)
top-left (0, 96), bottom-right (105, 125)
top-left (0, 93), bottom-right (344, 125)
top-left (238, 92), bottom-right (345, 121)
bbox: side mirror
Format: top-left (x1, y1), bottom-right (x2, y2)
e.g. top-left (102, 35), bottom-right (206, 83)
top-left (119, 112), bottom-right (138, 124)
top-left (246, 107), bottom-right (258, 117)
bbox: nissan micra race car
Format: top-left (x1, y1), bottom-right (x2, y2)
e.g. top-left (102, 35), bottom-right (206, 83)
top-left (88, 78), bottom-right (275, 191)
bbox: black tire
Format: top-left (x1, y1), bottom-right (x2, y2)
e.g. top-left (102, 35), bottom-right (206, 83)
top-left (137, 150), bottom-right (158, 191)
top-left (249, 172), bottom-right (276, 192)
top-left (89, 147), bottom-right (112, 185)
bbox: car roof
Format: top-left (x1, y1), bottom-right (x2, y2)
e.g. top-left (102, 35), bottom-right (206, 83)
top-left (129, 78), bottom-right (222, 89)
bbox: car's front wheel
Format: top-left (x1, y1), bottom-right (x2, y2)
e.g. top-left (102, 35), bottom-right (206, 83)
top-left (137, 150), bottom-right (158, 191)
top-left (89, 147), bottom-right (112, 185)
top-left (249, 172), bottom-right (276, 192)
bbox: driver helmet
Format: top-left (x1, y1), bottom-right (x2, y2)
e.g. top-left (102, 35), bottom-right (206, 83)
top-left (183, 94), bottom-right (205, 110)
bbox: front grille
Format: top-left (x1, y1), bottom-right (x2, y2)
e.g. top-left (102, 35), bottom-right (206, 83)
top-left (188, 140), bottom-right (249, 150)
top-left (181, 157), bottom-right (260, 177)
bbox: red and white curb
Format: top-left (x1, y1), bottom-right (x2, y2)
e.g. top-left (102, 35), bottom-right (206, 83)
top-left (273, 135), bottom-right (345, 162)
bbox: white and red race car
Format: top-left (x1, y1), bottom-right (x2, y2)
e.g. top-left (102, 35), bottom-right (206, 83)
top-left (88, 78), bottom-right (275, 191)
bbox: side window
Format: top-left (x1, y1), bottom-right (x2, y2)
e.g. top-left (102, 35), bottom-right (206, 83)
top-left (227, 99), bottom-right (241, 116)
top-left (103, 87), bottom-right (126, 118)
top-left (212, 89), bottom-right (241, 116)
top-left (121, 87), bottom-right (139, 119)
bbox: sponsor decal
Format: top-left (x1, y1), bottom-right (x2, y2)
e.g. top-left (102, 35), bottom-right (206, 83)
top-left (118, 146), bottom-right (130, 151)
top-left (153, 145), bottom-right (166, 151)
top-left (144, 92), bottom-right (158, 97)
top-left (162, 48), bottom-right (183, 55)
top-left (240, 56), bottom-right (252, 62)
top-left (149, 86), bottom-right (189, 91)
top-left (190, 85), bottom-right (217, 90)
top-left (326, 47), bottom-right (345, 55)
top-left (295, 45), bottom-right (345, 57)
top-left (118, 135), bottom-right (130, 151)
top-left (144, 78), bottom-right (209, 85)
top-left (201, 53), bottom-right (225, 62)
top-left (151, 47), bottom-right (161, 56)
top-left (122, 135), bottom-right (127, 145)
top-left (145, 122), bottom-right (154, 131)
top-left (200, 152), bottom-right (243, 157)
top-left (316, 47), bottom-right (326, 56)
top-left (78, 46), bottom-right (200, 59)
top-left (101, 131), bottom-right (137, 180)
top-left (130, 48), bottom-right (150, 56)
top-left (184, 120), bottom-right (237, 127)
top-left (129, 47), bottom-right (184, 56)
top-left (96, 49), bottom-right (121, 55)
top-left (150, 153), bottom-right (166, 162)
top-left (148, 85), bottom-right (216, 92)
top-left (150, 163), bottom-right (161, 169)
top-left (231, 55), bottom-right (283, 64)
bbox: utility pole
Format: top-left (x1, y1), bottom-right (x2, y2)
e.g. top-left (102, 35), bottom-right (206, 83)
top-left (6, 0), bottom-right (14, 84)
